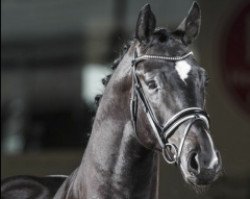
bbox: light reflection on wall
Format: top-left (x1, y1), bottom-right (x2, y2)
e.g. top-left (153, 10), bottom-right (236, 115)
top-left (81, 64), bottom-right (112, 106)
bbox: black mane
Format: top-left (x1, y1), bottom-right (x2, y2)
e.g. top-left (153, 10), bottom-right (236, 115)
top-left (94, 42), bottom-right (131, 106)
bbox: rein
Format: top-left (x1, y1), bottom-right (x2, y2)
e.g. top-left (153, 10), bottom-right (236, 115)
top-left (130, 51), bottom-right (210, 165)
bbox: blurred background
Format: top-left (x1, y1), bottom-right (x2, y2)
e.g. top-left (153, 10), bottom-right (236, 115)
top-left (1, 0), bottom-right (250, 198)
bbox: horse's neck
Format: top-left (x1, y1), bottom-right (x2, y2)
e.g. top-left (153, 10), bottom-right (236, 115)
top-left (73, 49), bottom-right (159, 199)
top-left (78, 122), bottom-right (159, 199)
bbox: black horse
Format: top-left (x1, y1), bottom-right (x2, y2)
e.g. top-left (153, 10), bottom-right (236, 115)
top-left (1, 2), bottom-right (222, 199)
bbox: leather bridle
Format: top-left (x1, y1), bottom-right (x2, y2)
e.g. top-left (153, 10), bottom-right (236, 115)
top-left (130, 51), bottom-right (210, 165)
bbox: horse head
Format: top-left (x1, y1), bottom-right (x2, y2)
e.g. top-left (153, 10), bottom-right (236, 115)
top-left (129, 2), bottom-right (222, 189)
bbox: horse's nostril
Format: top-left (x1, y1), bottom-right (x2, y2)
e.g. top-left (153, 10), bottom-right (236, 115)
top-left (189, 152), bottom-right (199, 173)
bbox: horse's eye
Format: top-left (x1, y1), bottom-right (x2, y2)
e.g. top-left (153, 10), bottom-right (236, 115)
top-left (146, 80), bottom-right (157, 90)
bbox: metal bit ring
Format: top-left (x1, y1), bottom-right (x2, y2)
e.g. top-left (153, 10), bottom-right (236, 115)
top-left (162, 143), bottom-right (178, 164)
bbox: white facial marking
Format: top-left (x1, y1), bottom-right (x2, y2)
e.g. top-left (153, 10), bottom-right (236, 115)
top-left (208, 154), bottom-right (219, 169)
top-left (207, 133), bottom-right (219, 169)
top-left (175, 60), bottom-right (191, 83)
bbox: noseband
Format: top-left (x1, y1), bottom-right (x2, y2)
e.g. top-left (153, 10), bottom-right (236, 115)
top-left (130, 51), bottom-right (210, 165)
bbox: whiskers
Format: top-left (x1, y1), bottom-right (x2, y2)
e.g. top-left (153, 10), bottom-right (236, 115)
top-left (186, 168), bottom-right (224, 194)
top-left (192, 183), bottom-right (209, 194)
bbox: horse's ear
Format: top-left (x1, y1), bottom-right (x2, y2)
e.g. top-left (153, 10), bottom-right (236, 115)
top-left (135, 4), bottom-right (156, 43)
top-left (174, 2), bottom-right (201, 45)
